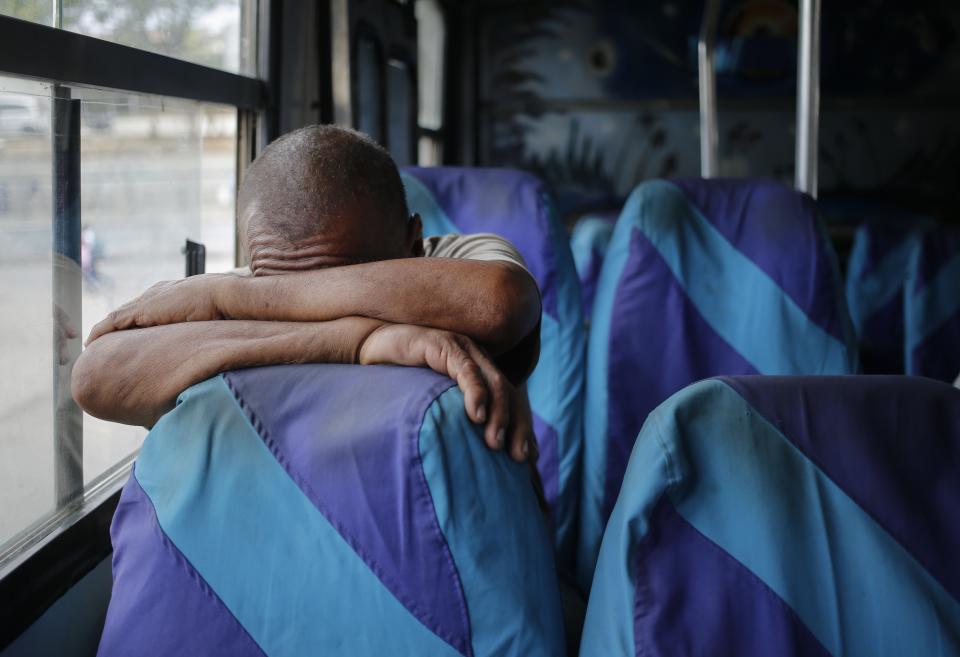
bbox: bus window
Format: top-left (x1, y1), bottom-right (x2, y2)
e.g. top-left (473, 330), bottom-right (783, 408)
top-left (0, 0), bottom-right (253, 75)
top-left (386, 58), bottom-right (415, 166)
top-left (354, 33), bottom-right (384, 143)
top-left (0, 76), bottom-right (238, 548)
top-left (416, 0), bottom-right (444, 164)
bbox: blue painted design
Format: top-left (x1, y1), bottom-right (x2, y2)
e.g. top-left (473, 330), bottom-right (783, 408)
top-left (135, 377), bottom-right (463, 657)
top-left (669, 380), bottom-right (960, 657)
top-left (418, 387), bottom-right (566, 657)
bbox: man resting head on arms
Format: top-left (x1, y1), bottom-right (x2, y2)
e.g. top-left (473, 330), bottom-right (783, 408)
top-left (72, 125), bottom-right (542, 462)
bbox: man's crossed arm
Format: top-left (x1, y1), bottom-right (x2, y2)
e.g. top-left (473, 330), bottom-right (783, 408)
top-left (73, 258), bottom-right (542, 462)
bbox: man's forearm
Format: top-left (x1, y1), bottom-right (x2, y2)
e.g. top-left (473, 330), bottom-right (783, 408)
top-left (218, 258), bottom-right (540, 354)
top-left (72, 317), bottom-right (383, 427)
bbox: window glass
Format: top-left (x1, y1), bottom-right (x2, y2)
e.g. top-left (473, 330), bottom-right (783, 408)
top-left (355, 34), bottom-right (384, 143)
top-left (415, 0), bottom-right (444, 131)
top-left (0, 74), bottom-right (237, 550)
top-left (0, 76), bottom-right (54, 547)
top-left (0, 0), bottom-right (254, 75)
top-left (387, 59), bottom-right (414, 167)
top-left (0, 0), bottom-right (52, 25)
top-left (75, 87), bottom-right (237, 486)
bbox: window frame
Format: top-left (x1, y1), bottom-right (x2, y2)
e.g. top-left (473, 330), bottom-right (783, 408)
top-left (386, 46), bottom-right (418, 165)
top-left (350, 22), bottom-right (387, 143)
top-left (0, 10), bottom-right (270, 649)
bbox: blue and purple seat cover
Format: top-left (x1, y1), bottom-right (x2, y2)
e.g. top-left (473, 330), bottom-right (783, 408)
top-left (581, 375), bottom-right (960, 657)
top-left (844, 212), bottom-right (929, 374)
top-left (97, 364), bottom-right (565, 657)
top-left (904, 223), bottom-right (960, 381)
top-left (578, 178), bottom-right (857, 589)
top-left (570, 211), bottom-right (618, 321)
top-left (846, 217), bottom-right (960, 381)
top-left (401, 167), bottom-right (585, 570)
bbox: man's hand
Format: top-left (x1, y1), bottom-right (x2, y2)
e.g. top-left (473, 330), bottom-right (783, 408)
top-left (85, 274), bottom-right (230, 345)
top-left (359, 324), bottom-right (535, 462)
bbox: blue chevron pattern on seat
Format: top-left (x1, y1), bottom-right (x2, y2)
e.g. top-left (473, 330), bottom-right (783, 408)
top-left (97, 364), bottom-right (565, 657)
top-left (581, 375), bottom-right (960, 657)
top-left (401, 167), bottom-right (585, 572)
top-left (577, 178), bottom-right (857, 590)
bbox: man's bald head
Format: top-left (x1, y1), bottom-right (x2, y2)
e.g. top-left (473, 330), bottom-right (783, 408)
top-left (237, 125), bottom-right (417, 273)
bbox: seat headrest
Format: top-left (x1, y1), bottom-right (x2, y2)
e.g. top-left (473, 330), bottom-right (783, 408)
top-left (582, 375), bottom-right (960, 657)
top-left (578, 178), bottom-right (856, 589)
top-left (99, 365), bottom-right (565, 657)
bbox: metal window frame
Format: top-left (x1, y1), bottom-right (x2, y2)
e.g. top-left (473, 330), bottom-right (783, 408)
top-left (0, 14), bottom-right (266, 109)
top-left (0, 8), bottom-right (273, 648)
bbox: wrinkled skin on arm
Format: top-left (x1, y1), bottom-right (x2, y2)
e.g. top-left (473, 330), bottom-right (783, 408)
top-left (77, 215), bottom-right (542, 462)
top-left (85, 258), bottom-right (541, 361)
top-left (73, 318), bottom-right (536, 462)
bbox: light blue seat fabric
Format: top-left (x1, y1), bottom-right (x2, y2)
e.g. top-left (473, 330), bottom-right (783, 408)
top-left (98, 364), bottom-right (565, 657)
top-left (570, 211), bottom-right (618, 321)
top-left (581, 375), bottom-right (960, 657)
top-left (402, 166), bottom-right (585, 571)
top-left (578, 178), bottom-right (856, 590)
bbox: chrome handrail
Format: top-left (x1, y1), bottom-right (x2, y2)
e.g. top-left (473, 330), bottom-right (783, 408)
top-left (795, 0), bottom-right (821, 197)
top-left (698, 0), bottom-right (721, 178)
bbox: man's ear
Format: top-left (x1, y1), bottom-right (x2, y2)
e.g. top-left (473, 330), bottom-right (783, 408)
top-left (406, 213), bottom-right (424, 257)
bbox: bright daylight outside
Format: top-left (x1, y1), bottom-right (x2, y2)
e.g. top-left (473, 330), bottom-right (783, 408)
top-left (0, 0), bottom-right (242, 548)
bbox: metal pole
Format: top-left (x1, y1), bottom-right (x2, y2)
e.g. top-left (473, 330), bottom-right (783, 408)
top-left (698, 0), bottom-right (720, 178)
top-left (795, 0), bottom-right (821, 197)
top-left (52, 86), bottom-right (83, 507)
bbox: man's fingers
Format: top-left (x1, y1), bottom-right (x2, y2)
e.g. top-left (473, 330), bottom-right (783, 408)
top-left (436, 335), bottom-right (488, 425)
top-left (453, 354), bottom-right (489, 425)
top-left (504, 383), bottom-right (536, 463)
top-left (465, 343), bottom-right (510, 452)
top-left (85, 316), bottom-right (116, 346)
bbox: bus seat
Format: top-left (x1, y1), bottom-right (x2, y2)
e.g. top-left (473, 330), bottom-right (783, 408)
top-left (578, 179), bottom-right (857, 590)
top-left (845, 214), bottom-right (928, 374)
top-left (581, 375), bottom-right (960, 657)
top-left (570, 211), bottom-right (618, 321)
top-left (401, 166), bottom-right (585, 571)
top-left (905, 223), bottom-right (960, 381)
top-left (97, 364), bottom-right (565, 657)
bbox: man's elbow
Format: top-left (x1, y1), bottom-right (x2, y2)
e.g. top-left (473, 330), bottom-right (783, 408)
top-left (71, 342), bottom-right (143, 424)
top-left (71, 348), bottom-right (104, 417)
top-left (482, 264), bottom-right (541, 353)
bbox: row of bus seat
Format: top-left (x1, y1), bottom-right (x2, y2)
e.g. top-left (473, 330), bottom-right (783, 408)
top-left (845, 215), bottom-right (960, 381)
top-left (96, 168), bottom-right (960, 656)
top-left (576, 193), bottom-right (960, 386)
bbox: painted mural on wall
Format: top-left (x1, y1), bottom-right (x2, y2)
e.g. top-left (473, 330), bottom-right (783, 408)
top-left (477, 0), bottom-right (960, 221)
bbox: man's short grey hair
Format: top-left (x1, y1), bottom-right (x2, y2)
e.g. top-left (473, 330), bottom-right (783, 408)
top-left (237, 124), bottom-right (410, 244)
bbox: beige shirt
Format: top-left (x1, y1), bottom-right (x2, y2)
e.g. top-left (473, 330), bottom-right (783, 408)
top-left (423, 233), bottom-right (530, 272)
